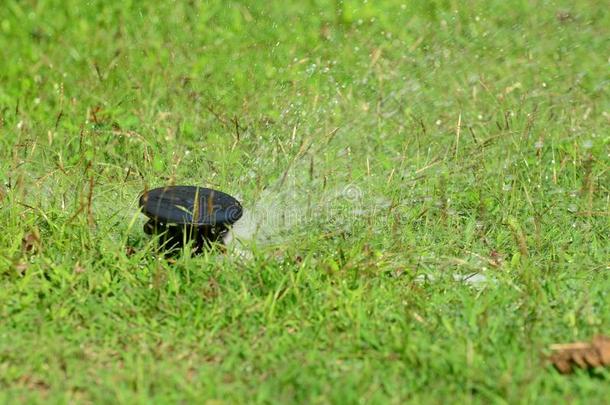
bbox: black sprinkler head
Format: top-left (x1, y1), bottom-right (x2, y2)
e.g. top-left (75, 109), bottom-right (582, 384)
top-left (139, 185), bottom-right (242, 254)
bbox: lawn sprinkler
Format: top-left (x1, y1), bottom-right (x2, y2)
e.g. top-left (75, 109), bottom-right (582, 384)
top-left (139, 185), bottom-right (242, 254)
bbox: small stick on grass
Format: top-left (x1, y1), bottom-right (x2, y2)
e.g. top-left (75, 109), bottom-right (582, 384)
top-left (87, 176), bottom-right (95, 226)
top-left (54, 110), bottom-right (63, 130)
top-left (454, 113), bottom-right (461, 159)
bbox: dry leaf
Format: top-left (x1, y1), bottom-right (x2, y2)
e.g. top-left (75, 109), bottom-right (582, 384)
top-left (17, 374), bottom-right (50, 393)
top-left (556, 11), bottom-right (575, 23)
top-left (125, 245), bottom-right (136, 257)
top-left (319, 24), bottom-right (331, 41)
top-left (14, 261), bottom-right (29, 275)
top-left (489, 250), bottom-right (504, 267)
top-left (74, 262), bottom-right (85, 274)
top-left (21, 229), bottom-right (41, 254)
top-left (549, 335), bottom-right (610, 374)
top-left (370, 47), bottom-right (382, 67)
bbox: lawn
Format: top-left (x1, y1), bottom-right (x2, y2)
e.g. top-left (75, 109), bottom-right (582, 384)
top-left (0, 0), bottom-right (609, 403)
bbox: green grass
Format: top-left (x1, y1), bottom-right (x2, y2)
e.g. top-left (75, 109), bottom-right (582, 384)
top-left (1, 0), bottom-right (609, 403)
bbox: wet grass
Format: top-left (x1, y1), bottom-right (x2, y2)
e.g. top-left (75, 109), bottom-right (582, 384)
top-left (1, 0), bottom-right (609, 403)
